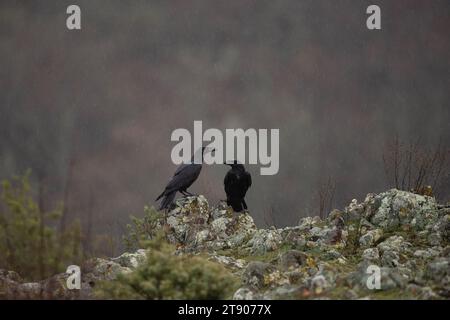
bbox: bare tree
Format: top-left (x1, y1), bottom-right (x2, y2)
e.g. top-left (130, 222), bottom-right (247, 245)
top-left (263, 205), bottom-right (279, 228)
top-left (37, 174), bottom-right (46, 280)
top-left (53, 155), bottom-right (76, 274)
top-left (383, 135), bottom-right (449, 198)
top-left (82, 188), bottom-right (95, 256)
top-left (316, 176), bottom-right (336, 219)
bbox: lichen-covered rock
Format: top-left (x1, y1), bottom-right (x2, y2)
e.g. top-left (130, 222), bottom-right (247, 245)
top-left (378, 267), bottom-right (410, 290)
top-left (308, 225), bottom-right (344, 245)
top-left (242, 261), bottom-right (276, 289)
top-left (348, 262), bottom-right (409, 291)
top-left (425, 257), bottom-right (449, 283)
top-left (380, 250), bottom-right (401, 268)
top-left (0, 270), bottom-right (22, 283)
top-left (247, 229), bottom-right (283, 255)
top-left (310, 274), bottom-right (330, 294)
top-left (298, 216), bottom-right (322, 230)
top-left (2, 189), bottom-right (449, 300)
top-left (164, 196), bottom-right (257, 251)
top-left (344, 199), bottom-right (366, 222)
top-left (279, 250), bottom-right (308, 270)
top-left (365, 189), bottom-right (439, 231)
top-left (362, 248), bottom-right (380, 262)
top-left (91, 259), bottom-right (131, 280)
top-left (280, 227), bottom-right (307, 248)
top-left (376, 235), bottom-right (412, 268)
top-left (261, 285), bottom-right (303, 299)
top-left (324, 248), bottom-right (344, 260)
top-left (165, 195), bottom-right (211, 245)
top-left (111, 249), bottom-right (147, 268)
top-left (359, 229), bottom-right (383, 247)
top-left (233, 287), bottom-right (259, 300)
top-left (0, 249), bottom-right (148, 299)
top-left (377, 235), bottom-right (412, 255)
top-left (209, 254), bottom-right (246, 270)
top-left (413, 248), bottom-right (441, 259)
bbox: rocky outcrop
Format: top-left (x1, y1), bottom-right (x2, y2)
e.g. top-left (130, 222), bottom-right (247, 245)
top-left (0, 250), bottom-right (147, 299)
top-left (165, 196), bottom-right (257, 251)
top-left (1, 189), bottom-right (449, 299)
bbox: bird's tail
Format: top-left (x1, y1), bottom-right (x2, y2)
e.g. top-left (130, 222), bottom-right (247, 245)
top-left (155, 190), bottom-right (165, 201)
top-left (227, 198), bottom-right (244, 212)
top-left (158, 191), bottom-right (176, 210)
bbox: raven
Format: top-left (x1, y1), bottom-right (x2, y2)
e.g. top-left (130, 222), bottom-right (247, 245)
top-left (224, 161), bottom-right (252, 212)
top-left (156, 147), bottom-right (213, 210)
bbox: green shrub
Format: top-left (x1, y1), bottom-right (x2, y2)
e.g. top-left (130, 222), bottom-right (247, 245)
top-left (97, 233), bottom-right (239, 299)
top-left (0, 172), bottom-right (83, 280)
top-left (123, 205), bottom-right (165, 251)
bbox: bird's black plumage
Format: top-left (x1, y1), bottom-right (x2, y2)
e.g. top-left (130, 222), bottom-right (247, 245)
top-left (224, 161), bottom-right (252, 212)
top-left (156, 147), bottom-right (212, 210)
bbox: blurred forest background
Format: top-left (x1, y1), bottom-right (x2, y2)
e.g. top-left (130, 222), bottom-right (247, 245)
top-left (1, 1), bottom-right (449, 258)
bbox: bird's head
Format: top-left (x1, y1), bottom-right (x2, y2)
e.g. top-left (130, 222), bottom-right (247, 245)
top-left (202, 146), bottom-right (215, 155)
top-left (225, 159), bottom-right (238, 166)
top-left (225, 160), bottom-right (244, 170)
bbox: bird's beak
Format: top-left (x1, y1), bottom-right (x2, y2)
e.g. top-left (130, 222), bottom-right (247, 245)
top-left (203, 147), bottom-right (215, 154)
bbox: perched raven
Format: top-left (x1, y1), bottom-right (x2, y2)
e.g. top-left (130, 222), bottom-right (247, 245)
top-left (224, 161), bottom-right (252, 212)
top-left (156, 147), bottom-right (213, 210)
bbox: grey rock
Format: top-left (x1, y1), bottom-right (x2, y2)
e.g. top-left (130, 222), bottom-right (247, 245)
top-left (91, 258), bottom-right (131, 281)
top-left (324, 249), bottom-right (343, 260)
top-left (279, 250), bottom-right (308, 270)
top-left (381, 250), bottom-right (400, 268)
top-left (344, 199), bottom-right (365, 222)
top-left (377, 267), bottom-right (409, 290)
top-left (359, 229), bottom-right (383, 247)
top-left (209, 254), bottom-right (246, 270)
top-left (247, 229), bottom-right (282, 255)
top-left (233, 287), bottom-right (259, 300)
top-left (425, 257), bottom-right (450, 282)
top-left (2, 189), bottom-right (449, 300)
top-left (414, 248), bottom-right (441, 259)
top-left (242, 262), bottom-right (276, 289)
top-left (310, 274), bottom-right (330, 294)
top-left (377, 235), bottom-right (412, 255)
top-left (262, 285), bottom-right (303, 299)
top-left (367, 189), bottom-right (438, 230)
top-left (348, 262), bottom-right (408, 291)
top-left (362, 248), bottom-right (380, 262)
top-left (111, 249), bottom-right (147, 268)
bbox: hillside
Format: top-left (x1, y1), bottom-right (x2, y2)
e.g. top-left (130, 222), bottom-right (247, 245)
top-left (1, 189), bottom-right (449, 299)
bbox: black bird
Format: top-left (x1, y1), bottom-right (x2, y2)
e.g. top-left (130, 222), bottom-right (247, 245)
top-left (224, 161), bottom-right (252, 212)
top-left (156, 147), bottom-right (213, 210)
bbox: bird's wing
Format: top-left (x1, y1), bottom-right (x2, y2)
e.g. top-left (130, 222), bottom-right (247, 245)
top-left (245, 171), bottom-right (252, 188)
top-left (224, 171), bottom-right (237, 194)
top-left (166, 163), bottom-right (201, 192)
top-left (173, 163), bottom-right (189, 176)
top-left (164, 164), bottom-right (189, 192)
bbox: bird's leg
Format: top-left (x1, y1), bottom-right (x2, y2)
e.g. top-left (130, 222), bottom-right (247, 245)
top-left (180, 190), bottom-right (194, 197)
top-left (184, 190), bottom-right (196, 196)
top-left (242, 199), bottom-right (248, 210)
